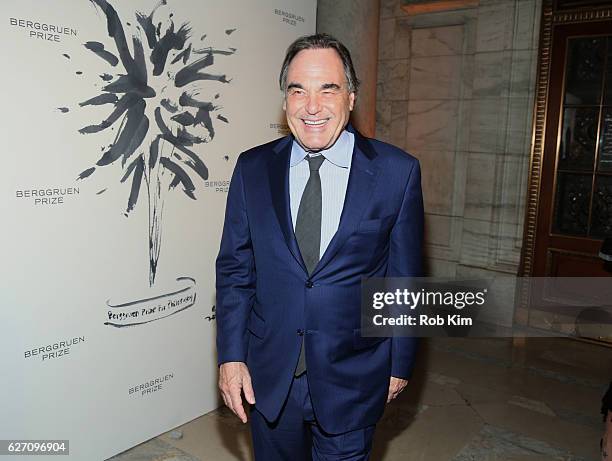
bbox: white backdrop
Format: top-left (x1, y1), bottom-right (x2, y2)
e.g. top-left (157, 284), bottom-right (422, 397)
top-left (0, 1), bottom-right (315, 459)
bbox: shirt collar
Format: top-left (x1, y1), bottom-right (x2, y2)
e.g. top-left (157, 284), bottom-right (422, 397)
top-left (290, 130), bottom-right (353, 168)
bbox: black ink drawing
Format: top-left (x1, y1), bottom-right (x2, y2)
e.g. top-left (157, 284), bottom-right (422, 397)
top-left (105, 276), bottom-right (198, 328)
top-left (71, 0), bottom-right (236, 285)
top-left (204, 305), bottom-right (216, 322)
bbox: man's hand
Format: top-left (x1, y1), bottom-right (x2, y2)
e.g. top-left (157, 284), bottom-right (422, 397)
top-left (219, 361), bottom-right (255, 423)
top-left (387, 376), bottom-right (408, 403)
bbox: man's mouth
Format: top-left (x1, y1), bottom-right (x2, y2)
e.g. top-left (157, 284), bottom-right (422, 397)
top-left (302, 119), bottom-right (328, 126)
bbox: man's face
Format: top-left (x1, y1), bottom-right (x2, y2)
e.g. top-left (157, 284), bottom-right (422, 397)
top-left (283, 48), bottom-right (355, 152)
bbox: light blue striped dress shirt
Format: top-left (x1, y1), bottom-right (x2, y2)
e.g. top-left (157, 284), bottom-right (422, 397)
top-left (289, 130), bottom-right (355, 259)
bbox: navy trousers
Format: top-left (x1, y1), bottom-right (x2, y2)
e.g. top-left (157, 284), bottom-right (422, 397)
top-left (250, 373), bottom-right (375, 461)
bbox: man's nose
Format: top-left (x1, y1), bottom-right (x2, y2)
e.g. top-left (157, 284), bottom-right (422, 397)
top-left (305, 93), bottom-right (321, 114)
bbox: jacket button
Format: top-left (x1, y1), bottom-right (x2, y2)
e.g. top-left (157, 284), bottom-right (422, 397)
top-left (297, 329), bottom-right (304, 336)
top-left (305, 280), bottom-right (314, 288)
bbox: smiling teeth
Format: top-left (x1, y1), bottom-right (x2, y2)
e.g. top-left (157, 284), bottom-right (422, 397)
top-left (303, 119), bottom-right (326, 126)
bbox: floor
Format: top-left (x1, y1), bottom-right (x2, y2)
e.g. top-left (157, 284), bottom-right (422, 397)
top-left (108, 338), bottom-right (611, 461)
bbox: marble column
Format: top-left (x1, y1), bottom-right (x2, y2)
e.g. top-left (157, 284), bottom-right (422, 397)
top-left (316, 0), bottom-right (381, 137)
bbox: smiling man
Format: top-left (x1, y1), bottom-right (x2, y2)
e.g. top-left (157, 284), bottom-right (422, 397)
top-left (216, 33), bottom-right (424, 460)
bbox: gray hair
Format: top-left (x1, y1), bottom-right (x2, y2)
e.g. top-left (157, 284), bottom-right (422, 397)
top-left (279, 33), bottom-right (360, 94)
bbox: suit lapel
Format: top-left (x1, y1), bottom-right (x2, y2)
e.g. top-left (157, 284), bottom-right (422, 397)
top-left (268, 136), bottom-right (308, 273)
top-left (311, 129), bottom-right (381, 277)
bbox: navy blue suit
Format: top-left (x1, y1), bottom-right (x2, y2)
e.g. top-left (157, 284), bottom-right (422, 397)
top-left (216, 126), bottom-right (423, 435)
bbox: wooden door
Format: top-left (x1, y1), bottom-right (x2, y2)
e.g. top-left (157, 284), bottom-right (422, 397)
top-left (523, 3), bottom-right (612, 278)
top-left (519, 1), bottom-right (612, 344)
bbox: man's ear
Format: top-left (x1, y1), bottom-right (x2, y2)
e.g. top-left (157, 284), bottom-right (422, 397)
top-left (282, 97), bottom-right (287, 111)
top-left (349, 92), bottom-right (355, 111)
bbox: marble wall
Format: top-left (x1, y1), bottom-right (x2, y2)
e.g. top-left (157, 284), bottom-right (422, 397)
top-left (317, 0), bottom-right (381, 136)
top-left (376, 0), bottom-right (542, 278)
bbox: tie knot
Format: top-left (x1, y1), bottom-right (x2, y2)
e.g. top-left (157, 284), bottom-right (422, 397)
top-left (306, 154), bottom-right (325, 171)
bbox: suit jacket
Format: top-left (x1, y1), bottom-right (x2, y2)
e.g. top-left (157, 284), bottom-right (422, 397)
top-left (215, 126), bottom-right (424, 434)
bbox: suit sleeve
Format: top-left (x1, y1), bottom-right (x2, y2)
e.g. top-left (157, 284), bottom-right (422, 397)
top-left (387, 159), bottom-right (424, 379)
top-left (215, 155), bottom-right (256, 366)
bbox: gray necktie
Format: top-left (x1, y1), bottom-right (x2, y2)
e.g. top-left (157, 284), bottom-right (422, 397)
top-left (294, 153), bottom-right (325, 376)
top-left (295, 154), bottom-right (325, 274)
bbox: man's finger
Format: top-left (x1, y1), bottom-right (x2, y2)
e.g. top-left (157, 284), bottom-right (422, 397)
top-left (220, 390), bottom-right (230, 410)
top-left (229, 385), bottom-right (247, 423)
top-left (224, 391), bottom-right (235, 413)
top-left (218, 377), bottom-right (230, 406)
top-left (243, 375), bottom-right (256, 405)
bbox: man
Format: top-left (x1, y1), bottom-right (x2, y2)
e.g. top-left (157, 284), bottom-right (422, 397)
top-left (216, 33), bottom-right (423, 460)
